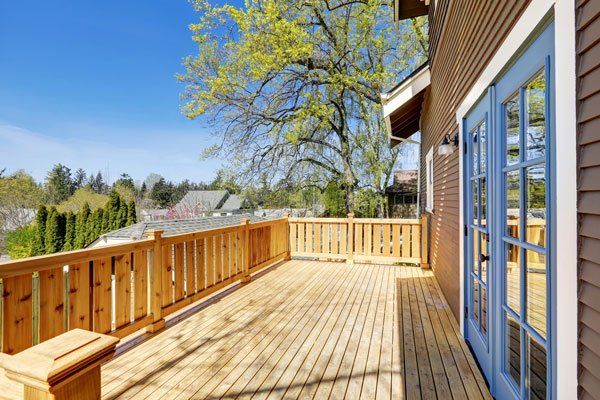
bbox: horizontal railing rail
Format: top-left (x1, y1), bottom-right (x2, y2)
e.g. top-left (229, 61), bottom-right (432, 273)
top-left (0, 217), bottom-right (290, 355)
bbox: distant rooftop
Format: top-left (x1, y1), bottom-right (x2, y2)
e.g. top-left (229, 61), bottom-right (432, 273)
top-left (177, 190), bottom-right (229, 211)
top-left (221, 194), bottom-right (243, 210)
top-left (95, 213), bottom-right (268, 242)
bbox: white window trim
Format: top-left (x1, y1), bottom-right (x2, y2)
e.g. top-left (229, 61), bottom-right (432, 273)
top-left (425, 147), bottom-right (434, 213)
top-left (455, 0), bottom-right (577, 398)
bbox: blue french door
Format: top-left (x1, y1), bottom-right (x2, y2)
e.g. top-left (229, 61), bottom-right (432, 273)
top-left (464, 21), bottom-right (554, 400)
top-left (465, 93), bottom-right (492, 381)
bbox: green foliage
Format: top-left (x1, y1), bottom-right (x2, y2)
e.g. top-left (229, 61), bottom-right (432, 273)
top-left (44, 207), bottom-right (65, 254)
top-left (90, 208), bottom-right (104, 243)
top-left (180, 0), bottom-right (428, 212)
top-left (117, 198), bottom-right (129, 229)
top-left (56, 188), bottom-right (109, 214)
top-left (127, 202), bottom-right (137, 225)
top-left (74, 202), bottom-right (91, 249)
top-left (31, 205), bottom-right (48, 256)
top-left (149, 178), bottom-right (173, 208)
top-left (7, 192), bottom-right (137, 259)
top-left (106, 191), bottom-right (122, 230)
top-left (5, 224), bottom-right (36, 259)
top-left (45, 164), bottom-right (75, 204)
top-left (354, 189), bottom-right (386, 218)
top-left (0, 170), bottom-right (44, 231)
top-left (62, 212), bottom-right (76, 251)
top-left (208, 170), bottom-right (241, 194)
top-left (323, 182), bottom-right (346, 217)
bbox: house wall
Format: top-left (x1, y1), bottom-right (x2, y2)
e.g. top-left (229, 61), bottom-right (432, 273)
top-left (419, 0), bottom-right (531, 319)
top-left (576, 1), bottom-right (600, 398)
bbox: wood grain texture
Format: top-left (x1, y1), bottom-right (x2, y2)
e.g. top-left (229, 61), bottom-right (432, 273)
top-left (2, 274), bottom-right (33, 354)
top-left (133, 251), bottom-right (148, 320)
top-left (68, 262), bottom-right (92, 331)
top-left (100, 261), bottom-right (490, 400)
top-left (93, 258), bottom-right (112, 334)
top-left (38, 266), bottom-right (65, 342)
top-left (114, 254), bottom-right (131, 329)
top-left (174, 243), bottom-right (185, 301)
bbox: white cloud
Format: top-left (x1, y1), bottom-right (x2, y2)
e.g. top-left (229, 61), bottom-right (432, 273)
top-left (0, 123), bottom-right (222, 183)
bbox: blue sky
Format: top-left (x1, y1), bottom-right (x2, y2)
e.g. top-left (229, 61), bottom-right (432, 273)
top-left (0, 1), bottom-right (231, 184)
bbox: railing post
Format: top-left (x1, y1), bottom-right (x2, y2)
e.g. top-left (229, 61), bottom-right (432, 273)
top-left (1, 328), bottom-right (118, 400)
top-left (347, 213), bottom-right (354, 264)
top-left (283, 213), bottom-right (291, 260)
top-left (420, 215), bottom-right (430, 269)
top-left (147, 229), bottom-right (166, 332)
top-left (241, 219), bottom-right (251, 283)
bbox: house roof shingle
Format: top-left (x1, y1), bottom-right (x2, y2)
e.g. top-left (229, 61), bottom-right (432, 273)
top-left (97, 213), bottom-right (267, 240)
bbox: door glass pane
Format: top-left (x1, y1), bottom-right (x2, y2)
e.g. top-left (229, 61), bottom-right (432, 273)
top-left (506, 95), bottom-right (520, 165)
top-left (480, 121), bottom-right (487, 173)
top-left (482, 286), bottom-right (487, 336)
top-left (526, 165), bottom-right (546, 247)
top-left (506, 170), bottom-right (520, 238)
top-left (481, 177), bottom-right (487, 228)
top-left (506, 243), bottom-right (520, 314)
top-left (505, 312), bottom-right (521, 389)
top-left (527, 334), bottom-right (547, 400)
top-left (473, 230), bottom-right (480, 276)
top-left (472, 129), bottom-right (479, 175)
top-left (473, 278), bottom-right (480, 324)
top-left (472, 180), bottom-right (479, 226)
top-left (481, 233), bottom-right (488, 283)
top-left (526, 72), bottom-right (546, 160)
top-left (526, 250), bottom-right (547, 339)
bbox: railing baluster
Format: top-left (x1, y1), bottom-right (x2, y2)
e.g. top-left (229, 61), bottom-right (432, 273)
top-left (92, 257), bottom-right (112, 334)
top-left (147, 229), bottom-right (165, 332)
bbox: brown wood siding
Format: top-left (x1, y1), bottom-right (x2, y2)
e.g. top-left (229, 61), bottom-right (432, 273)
top-left (577, 1), bottom-right (600, 399)
top-left (418, 0), bottom-right (530, 320)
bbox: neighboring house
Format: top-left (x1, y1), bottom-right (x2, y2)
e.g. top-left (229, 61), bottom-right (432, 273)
top-left (171, 190), bottom-right (246, 218)
top-left (385, 170), bottom-right (418, 218)
top-left (382, 1), bottom-right (588, 398)
top-left (90, 214), bottom-right (266, 247)
top-left (140, 209), bottom-right (169, 222)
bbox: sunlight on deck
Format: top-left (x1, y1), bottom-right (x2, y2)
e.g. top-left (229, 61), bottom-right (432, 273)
top-left (93, 260), bottom-right (491, 399)
top-left (0, 260), bottom-right (491, 399)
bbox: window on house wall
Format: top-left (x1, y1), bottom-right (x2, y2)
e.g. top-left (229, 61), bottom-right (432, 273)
top-left (426, 147), bottom-right (434, 212)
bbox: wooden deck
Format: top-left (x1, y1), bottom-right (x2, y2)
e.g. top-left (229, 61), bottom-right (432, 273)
top-left (91, 260), bottom-right (491, 399)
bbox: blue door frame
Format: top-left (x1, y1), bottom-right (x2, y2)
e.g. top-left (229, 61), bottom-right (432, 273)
top-left (464, 91), bottom-right (493, 381)
top-left (462, 21), bottom-right (555, 400)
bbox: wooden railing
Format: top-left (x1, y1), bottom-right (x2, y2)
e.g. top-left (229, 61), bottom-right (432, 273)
top-left (289, 215), bottom-right (429, 266)
top-left (0, 215), bottom-right (428, 357)
top-left (0, 217), bottom-right (289, 355)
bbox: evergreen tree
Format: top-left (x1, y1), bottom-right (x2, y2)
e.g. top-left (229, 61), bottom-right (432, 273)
top-left (73, 168), bottom-right (87, 189)
top-left (149, 178), bottom-right (173, 208)
top-left (31, 205), bottom-right (48, 255)
top-left (117, 200), bottom-right (128, 228)
top-left (106, 191), bottom-right (121, 229)
top-left (91, 171), bottom-right (108, 194)
top-left (102, 205), bottom-right (110, 232)
top-left (62, 212), bottom-right (76, 251)
top-left (89, 208), bottom-right (104, 243)
top-left (45, 207), bottom-right (65, 254)
top-left (45, 164), bottom-right (74, 204)
top-left (74, 202), bottom-right (91, 249)
top-left (126, 201), bottom-right (137, 225)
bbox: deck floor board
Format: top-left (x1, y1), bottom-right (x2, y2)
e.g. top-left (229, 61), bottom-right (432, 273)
top-left (98, 260), bottom-right (491, 400)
